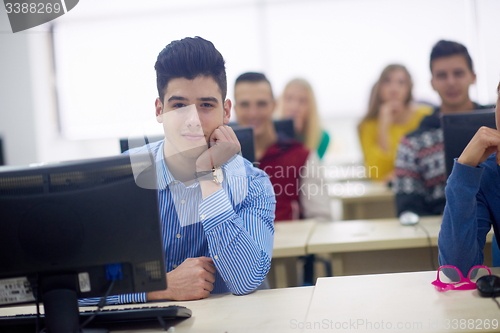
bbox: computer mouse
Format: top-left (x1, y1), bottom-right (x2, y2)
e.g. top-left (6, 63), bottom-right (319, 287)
top-left (476, 275), bottom-right (500, 297)
top-left (399, 211), bottom-right (419, 226)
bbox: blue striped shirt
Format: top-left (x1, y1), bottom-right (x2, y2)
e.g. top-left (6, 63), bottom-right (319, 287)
top-left (80, 140), bottom-right (275, 305)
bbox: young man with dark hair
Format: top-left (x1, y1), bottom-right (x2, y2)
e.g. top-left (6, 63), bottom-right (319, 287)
top-left (84, 37), bottom-right (276, 304)
top-left (438, 82), bottom-right (500, 276)
top-left (233, 72), bottom-right (331, 222)
top-left (233, 72), bottom-right (330, 286)
top-left (393, 40), bottom-right (493, 216)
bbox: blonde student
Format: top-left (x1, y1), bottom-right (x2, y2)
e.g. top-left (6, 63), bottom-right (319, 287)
top-left (276, 78), bottom-right (330, 159)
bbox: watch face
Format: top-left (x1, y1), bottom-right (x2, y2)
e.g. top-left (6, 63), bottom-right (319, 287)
top-left (214, 167), bottom-right (224, 184)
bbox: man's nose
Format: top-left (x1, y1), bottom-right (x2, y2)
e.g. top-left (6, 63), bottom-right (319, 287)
top-left (246, 105), bottom-right (260, 118)
top-left (446, 74), bottom-right (457, 86)
top-left (185, 108), bottom-right (201, 128)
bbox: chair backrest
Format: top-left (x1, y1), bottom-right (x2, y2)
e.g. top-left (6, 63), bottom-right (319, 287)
top-left (441, 109), bottom-right (496, 177)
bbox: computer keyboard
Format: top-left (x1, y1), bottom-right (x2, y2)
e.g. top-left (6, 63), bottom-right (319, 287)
top-left (0, 304), bottom-right (192, 327)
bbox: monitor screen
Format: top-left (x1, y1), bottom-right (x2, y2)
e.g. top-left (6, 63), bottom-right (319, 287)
top-left (0, 154), bottom-right (166, 331)
top-left (0, 137), bottom-right (4, 166)
top-left (273, 119), bottom-right (295, 139)
top-left (120, 135), bottom-right (164, 154)
top-left (441, 109), bottom-right (496, 177)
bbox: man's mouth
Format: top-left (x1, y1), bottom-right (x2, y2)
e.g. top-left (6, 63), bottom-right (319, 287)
top-left (181, 134), bottom-right (205, 141)
top-left (445, 91), bottom-right (461, 99)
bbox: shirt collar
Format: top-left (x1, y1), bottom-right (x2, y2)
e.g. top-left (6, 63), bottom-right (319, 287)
top-left (155, 141), bottom-right (177, 190)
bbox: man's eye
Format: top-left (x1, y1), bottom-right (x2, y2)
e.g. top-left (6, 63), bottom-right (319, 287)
top-left (201, 103), bottom-right (213, 108)
top-left (172, 103), bottom-right (186, 108)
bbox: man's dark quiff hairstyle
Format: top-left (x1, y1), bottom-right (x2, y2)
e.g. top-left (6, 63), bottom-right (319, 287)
top-left (234, 72), bottom-right (274, 99)
top-left (430, 40), bottom-right (474, 73)
top-left (155, 36), bottom-right (227, 104)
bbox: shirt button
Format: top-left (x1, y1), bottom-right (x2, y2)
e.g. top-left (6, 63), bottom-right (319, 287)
top-left (181, 199), bottom-right (185, 204)
top-left (176, 234), bottom-right (181, 239)
top-left (173, 264), bottom-right (178, 268)
top-left (201, 214), bottom-right (206, 220)
top-left (214, 255), bottom-right (219, 260)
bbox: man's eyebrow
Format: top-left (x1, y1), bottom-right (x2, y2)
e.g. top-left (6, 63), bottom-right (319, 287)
top-left (198, 97), bottom-right (219, 104)
top-left (167, 96), bottom-right (188, 102)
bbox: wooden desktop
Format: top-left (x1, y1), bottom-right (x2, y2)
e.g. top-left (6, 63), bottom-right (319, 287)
top-left (328, 180), bottom-right (396, 220)
top-left (307, 216), bottom-right (494, 276)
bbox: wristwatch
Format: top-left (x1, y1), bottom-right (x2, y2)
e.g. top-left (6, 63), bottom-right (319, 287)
top-left (195, 166), bottom-right (224, 185)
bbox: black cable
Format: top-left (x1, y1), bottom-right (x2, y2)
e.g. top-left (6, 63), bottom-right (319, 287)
top-left (415, 223), bottom-right (437, 270)
top-left (493, 297), bottom-right (500, 310)
top-left (32, 276), bottom-right (41, 333)
top-left (78, 280), bottom-right (116, 330)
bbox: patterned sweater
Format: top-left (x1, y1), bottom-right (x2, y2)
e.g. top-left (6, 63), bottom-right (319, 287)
top-left (393, 103), bottom-right (491, 216)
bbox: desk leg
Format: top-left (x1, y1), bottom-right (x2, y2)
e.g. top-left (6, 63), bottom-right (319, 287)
top-left (329, 253), bottom-right (344, 276)
top-left (270, 258), bottom-right (299, 288)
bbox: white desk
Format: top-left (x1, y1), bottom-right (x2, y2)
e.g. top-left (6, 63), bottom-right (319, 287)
top-left (303, 269), bottom-right (500, 333)
top-left (329, 180), bottom-right (396, 220)
top-left (307, 216), bottom-right (493, 276)
top-left (270, 220), bottom-right (316, 288)
top-left (0, 286), bottom-right (314, 333)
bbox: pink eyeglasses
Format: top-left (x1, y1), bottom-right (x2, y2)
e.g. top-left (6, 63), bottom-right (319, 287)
top-left (432, 265), bottom-right (492, 292)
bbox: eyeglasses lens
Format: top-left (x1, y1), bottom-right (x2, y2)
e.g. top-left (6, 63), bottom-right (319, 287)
top-left (438, 267), bottom-right (462, 284)
top-left (468, 267), bottom-right (490, 282)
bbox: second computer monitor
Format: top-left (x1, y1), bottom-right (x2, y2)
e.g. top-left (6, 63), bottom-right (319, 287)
top-left (441, 109), bottom-right (496, 177)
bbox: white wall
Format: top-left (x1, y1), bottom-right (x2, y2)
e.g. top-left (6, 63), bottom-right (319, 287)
top-left (1, 0), bottom-right (499, 166)
top-left (0, 11), bottom-right (38, 165)
top-left (0, 9), bottom-right (119, 166)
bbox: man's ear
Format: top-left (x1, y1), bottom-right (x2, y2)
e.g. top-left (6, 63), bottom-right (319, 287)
top-left (223, 99), bottom-right (232, 125)
top-left (430, 77), bottom-right (437, 92)
top-left (155, 98), bottom-right (163, 123)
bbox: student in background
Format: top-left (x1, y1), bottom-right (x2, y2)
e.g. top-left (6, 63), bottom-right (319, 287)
top-left (393, 40), bottom-right (493, 216)
top-left (358, 64), bottom-right (433, 182)
top-left (234, 72), bottom-right (331, 286)
top-left (276, 78), bottom-right (330, 160)
top-left (438, 82), bottom-right (499, 275)
top-left (233, 72), bottom-right (331, 222)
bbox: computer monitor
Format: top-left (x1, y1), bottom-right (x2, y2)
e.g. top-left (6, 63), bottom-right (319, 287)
top-left (121, 128), bottom-right (256, 163)
top-left (228, 120), bottom-right (295, 139)
top-left (0, 154), bottom-right (166, 333)
top-left (441, 109), bottom-right (496, 177)
top-left (273, 119), bottom-right (295, 139)
top-left (119, 135), bottom-right (164, 153)
top-left (0, 137), bottom-right (4, 166)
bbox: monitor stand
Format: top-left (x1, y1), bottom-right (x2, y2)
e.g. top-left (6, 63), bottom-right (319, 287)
top-left (40, 274), bottom-right (108, 333)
